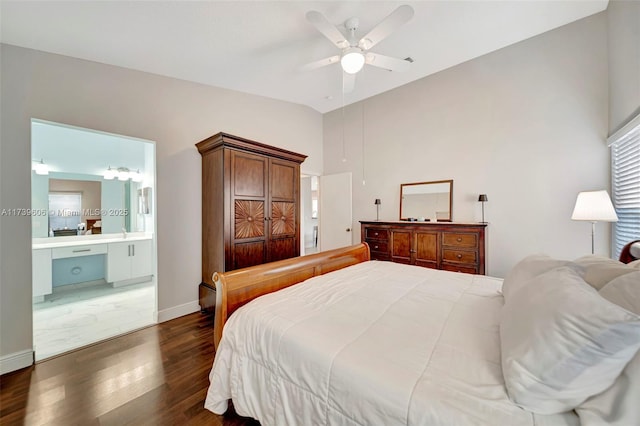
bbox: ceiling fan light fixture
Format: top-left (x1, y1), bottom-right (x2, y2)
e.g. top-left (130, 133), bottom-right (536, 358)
top-left (341, 48), bottom-right (365, 74)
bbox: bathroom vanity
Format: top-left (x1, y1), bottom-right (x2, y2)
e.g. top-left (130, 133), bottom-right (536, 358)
top-left (32, 233), bottom-right (154, 302)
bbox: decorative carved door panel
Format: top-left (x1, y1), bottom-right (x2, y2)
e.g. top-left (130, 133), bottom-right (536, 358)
top-left (234, 200), bottom-right (265, 239)
top-left (271, 202), bottom-right (295, 236)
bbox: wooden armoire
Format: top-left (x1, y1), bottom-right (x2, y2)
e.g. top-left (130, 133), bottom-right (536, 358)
top-left (196, 132), bottom-right (307, 312)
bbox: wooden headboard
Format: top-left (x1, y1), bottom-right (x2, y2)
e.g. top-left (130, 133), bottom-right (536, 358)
top-left (212, 243), bottom-right (370, 349)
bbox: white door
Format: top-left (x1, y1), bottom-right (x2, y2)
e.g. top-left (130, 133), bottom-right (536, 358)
top-left (319, 172), bottom-right (353, 251)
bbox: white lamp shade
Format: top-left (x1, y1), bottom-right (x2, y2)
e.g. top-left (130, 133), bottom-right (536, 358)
top-left (571, 190), bottom-right (618, 222)
top-left (341, 48), bottom-right (365, 74)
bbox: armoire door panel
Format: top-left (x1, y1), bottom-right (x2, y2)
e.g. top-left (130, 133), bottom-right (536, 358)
top-left (269, 237), bottom-right (297, 262)
top-left (234, 200), bottom-right (265, 239)
top-left (233, 152), bottom-right (266, 198)
top-left (233, 241), bottom-right (266, 270)
top-left (271, 202), bottom-right (295, 236)
top-left (270, 161), bottom-right (296, 200)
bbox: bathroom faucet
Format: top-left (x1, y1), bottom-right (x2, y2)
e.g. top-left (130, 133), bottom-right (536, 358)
top-left (122, 228), bottom-right (127, 239)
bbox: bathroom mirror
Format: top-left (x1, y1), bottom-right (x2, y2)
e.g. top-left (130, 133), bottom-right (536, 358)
top-left (31, 119), bottom-right (155, 238)
top-left (400, 180), bottom-right (453, 221)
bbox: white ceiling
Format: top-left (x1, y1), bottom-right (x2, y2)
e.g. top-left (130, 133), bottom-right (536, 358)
top-left (1, 1), bottom-right (608, 113)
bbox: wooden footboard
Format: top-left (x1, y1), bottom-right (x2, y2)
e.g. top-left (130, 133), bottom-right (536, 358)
top-left (212, 243), bottom-right (370, 349)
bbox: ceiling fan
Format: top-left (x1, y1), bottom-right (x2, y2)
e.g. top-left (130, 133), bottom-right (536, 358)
top-left (303, 5), bottom-right (414, 93)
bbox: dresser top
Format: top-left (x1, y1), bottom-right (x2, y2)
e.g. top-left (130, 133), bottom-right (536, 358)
top-left (360, 220), bottom-right (487, 227)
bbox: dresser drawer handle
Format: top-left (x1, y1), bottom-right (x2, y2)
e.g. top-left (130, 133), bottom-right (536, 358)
top-left (374, 232), bottom-right (379, 236)
top-left (457, 254), bottom-right (462, 259)
top-left (374, 245), bottom-right (379, 250)
top-left (72, 248), bottom-right (91, 253)
top-left (456, 237), bottom-right (462, 242)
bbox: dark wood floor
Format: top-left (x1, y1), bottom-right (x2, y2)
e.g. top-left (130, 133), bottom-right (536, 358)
top-left (0, 313), bottom-right (259, 425)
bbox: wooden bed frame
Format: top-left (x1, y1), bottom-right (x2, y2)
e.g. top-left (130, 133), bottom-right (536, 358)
top-left (212, 243), bottom-right (370, 348)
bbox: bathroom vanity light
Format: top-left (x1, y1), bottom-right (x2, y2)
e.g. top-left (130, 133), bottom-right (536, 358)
top-left (33, 159), bottom-right (49, 175)
top-left (104, 166), bottom-right (143, 182)
top-left (103, 166), bottom-right (117, 180)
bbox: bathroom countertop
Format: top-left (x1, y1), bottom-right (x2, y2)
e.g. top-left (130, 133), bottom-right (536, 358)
top-left (33, 233), bottom-right (153, 249)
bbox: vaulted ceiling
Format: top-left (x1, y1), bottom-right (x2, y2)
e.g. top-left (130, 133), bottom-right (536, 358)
top-left (1, 1), bottom-right (608, 113)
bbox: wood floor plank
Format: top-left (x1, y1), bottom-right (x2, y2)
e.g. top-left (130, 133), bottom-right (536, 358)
top-left (0, 313), bottom-right (257, 425)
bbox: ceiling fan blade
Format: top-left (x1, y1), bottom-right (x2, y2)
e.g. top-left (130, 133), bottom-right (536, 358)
top-left (358, 5), bottom-right (414, 50)
top-left (365, 52), bottom-right (411, 72)
top-left (300, 55), bottom-right (340, 72)
top-left (343, 72), bottom-right (356, 93)
top-left (306, 11), bottom-right (349, 49)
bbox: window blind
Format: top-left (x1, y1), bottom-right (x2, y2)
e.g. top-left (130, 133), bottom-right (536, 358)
top-left (610, 119), bottom-right (640, 258)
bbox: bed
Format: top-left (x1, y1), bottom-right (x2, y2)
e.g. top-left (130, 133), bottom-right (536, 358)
top-left (205, 243), bottom-right (640, 425)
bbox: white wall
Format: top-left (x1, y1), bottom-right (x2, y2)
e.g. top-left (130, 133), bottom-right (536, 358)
top-left (0, 44), bottom-right (322, 369)
top-left (607, 0), bottom-right (640, 133)
top-left (323, 13), bottom-right (609, 278)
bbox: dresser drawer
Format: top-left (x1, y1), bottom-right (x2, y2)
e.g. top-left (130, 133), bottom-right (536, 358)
top-left (370, 253), bottom-right (390, 261)
top-left (52, 244), bottom-right (108, 259)
top-left (442, 232), bottom-right (477, 248)
top-left (365, 228), bottom-right (389, 241)
top-left (366, 240), bottom-right (388, 253)
top-left (442, 248), bottom-right (477, 264)
top-left (441, 263), bottom-right (478, 274)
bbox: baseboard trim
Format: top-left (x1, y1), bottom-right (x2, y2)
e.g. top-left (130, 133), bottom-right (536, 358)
top-left (0, 349), bottom-right (34, 375)
top-left (157, 300), bottom-right (200, 323)
top-left (110, 275), bottom-right (153, 288)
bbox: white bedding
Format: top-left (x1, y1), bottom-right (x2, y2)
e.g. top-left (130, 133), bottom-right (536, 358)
top-left (205, 260), bottom-right (579, 426)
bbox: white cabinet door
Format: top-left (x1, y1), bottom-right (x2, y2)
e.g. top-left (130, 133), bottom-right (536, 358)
top-left (32, 248), bottom-right (52, 299)
top-left (107, 241), bottom-right (132, 283)
top-left (107, 239), bottom-right (153, 283)
top-left (130, 239), bottom-right (153, 278)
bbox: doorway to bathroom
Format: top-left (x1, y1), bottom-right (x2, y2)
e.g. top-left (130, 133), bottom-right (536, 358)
top-left (301, 175), bottom-right (319, 255)
top-left (30, 119), bottom-right (158, 361)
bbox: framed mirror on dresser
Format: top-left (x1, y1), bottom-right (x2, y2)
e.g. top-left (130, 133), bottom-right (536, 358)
top-left (400, 180), bottom-right (453, 222)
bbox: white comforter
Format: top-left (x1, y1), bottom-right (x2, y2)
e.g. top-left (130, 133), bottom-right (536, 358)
top-left (205, 260), bottom-right (578, 426)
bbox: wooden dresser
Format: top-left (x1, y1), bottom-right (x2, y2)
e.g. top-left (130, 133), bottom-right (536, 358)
top-left (196, 133), bottom-right (307, 312)
top-left (360, 221), bottom-right (487, 274)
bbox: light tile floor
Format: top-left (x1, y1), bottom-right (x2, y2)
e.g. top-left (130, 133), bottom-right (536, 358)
top-left (33, 280), bottom-right (156, 361)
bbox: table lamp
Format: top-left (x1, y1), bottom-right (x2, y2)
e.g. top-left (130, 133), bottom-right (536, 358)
top-left (571, 190), bottom-right (618, 254)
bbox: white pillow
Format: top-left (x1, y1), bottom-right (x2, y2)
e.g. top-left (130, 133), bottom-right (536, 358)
top-left (501, 254), bottom-right (577, 300)
top-left (500, 266), bottom-right (640, 414)
top-left (574, 255), bottom-right (636, 290)
top-left (577, 271), bottom-right (640, 425)
top-left (600, 270), bottom-right (640, 313)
